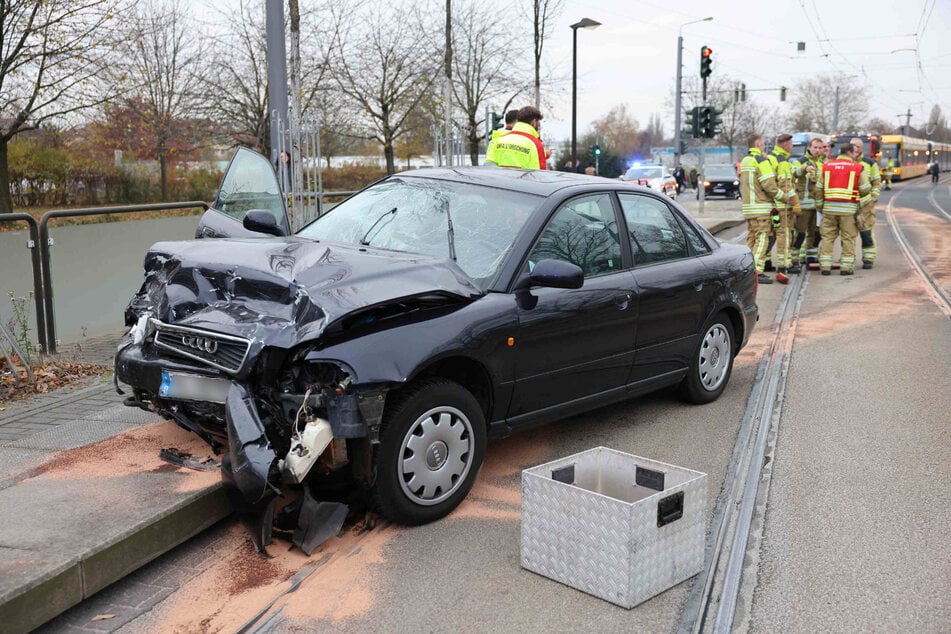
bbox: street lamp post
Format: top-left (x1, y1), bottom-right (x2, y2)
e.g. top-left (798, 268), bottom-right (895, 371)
top-left (571, 18), bottom-right (601, 173)
top-left (673, 17), bottom-right (713, 170)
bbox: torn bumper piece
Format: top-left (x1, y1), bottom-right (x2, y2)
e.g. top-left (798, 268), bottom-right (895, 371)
top-left (222, 381), bottom-right (348, 554)
top-left (223, 382), bottom-right (280, 507)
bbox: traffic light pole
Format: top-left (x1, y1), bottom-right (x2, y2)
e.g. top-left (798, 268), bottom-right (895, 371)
top-left (698, 136), bottom-right (706, 215)
top-left (673, 34), bottom-right (684, 170)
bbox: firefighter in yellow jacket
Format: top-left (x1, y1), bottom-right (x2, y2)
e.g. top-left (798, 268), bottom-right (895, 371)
top-left (853, 138), bottom-right (881, 269)
top-left (767, 134), bottom-right (803, 274)
top-left (790, 137), bottom-right (825, 267)
top-left (740, 134), bottom-right (781, 284)
top-left (816, 141), bottom-right (871, 275)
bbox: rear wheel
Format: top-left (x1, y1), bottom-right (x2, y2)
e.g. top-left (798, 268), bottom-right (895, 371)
top-left (680, 314), bottom-right (735, 404)
top-left (371, 378), bottom-right (486, 525)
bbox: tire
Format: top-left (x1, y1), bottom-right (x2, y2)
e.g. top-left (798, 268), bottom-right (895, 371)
top-left (371, 378), bottom-right (486, 525)
top-left (680, 314), bottom-right (735, 404)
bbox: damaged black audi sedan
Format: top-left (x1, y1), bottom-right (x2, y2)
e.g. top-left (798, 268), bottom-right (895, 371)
top-left (116, 147), bottom-right (757, 549)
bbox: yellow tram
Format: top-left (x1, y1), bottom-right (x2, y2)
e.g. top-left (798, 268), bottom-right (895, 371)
top-left (878, 135), bottom-right (951, 180)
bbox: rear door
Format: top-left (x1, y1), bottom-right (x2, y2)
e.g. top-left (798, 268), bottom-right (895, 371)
top-left (617, 192), bottom-right (716, 386)
top-left (195, 147), bottom-right (291, 238)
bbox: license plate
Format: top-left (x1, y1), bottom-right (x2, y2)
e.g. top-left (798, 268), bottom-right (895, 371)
top-left (713, 187), bottom-right (725, 193)
top-left (159, 370), bottom-right (230, 403)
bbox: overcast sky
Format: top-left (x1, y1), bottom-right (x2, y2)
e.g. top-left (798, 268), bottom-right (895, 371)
top-left (537, 0), bottom-right (949, 143)
top-left (205, 0), bottom-right (948, 146)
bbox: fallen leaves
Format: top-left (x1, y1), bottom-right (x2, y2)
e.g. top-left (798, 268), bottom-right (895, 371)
top-left (0, 356), bottom-right (108, 403)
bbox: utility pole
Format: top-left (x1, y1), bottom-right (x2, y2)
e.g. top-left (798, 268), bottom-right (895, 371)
top-left (833, 85), bottom-right (840, 132)
top-left (898, 108), bottom-right (913, 135)
top-left (444, 0), bottom-right (453, 166)
top-left (265, 0), bottom-right (289, 165)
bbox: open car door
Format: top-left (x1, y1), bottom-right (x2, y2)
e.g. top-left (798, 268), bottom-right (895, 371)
top-left (195, 147), bottom-right (292, 239)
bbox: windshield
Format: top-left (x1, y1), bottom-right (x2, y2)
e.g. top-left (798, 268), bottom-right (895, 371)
top-left (623, 166), bottom-right (663, 180)
top-left (297, 177), bottom-right (542, 286)
top-left (705, 165), bottom-right (737, 179)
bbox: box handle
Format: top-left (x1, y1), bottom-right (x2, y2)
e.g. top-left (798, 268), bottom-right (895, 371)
top-left (657, 491), bottom-right (684, 527)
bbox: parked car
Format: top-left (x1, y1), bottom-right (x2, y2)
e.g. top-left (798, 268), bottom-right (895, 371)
top-left (115, 148), bottom-right (758, 551)
top-left (698, 164), bottom-right (741, 199)
top-left (619, 164), bottom-right (679, 199)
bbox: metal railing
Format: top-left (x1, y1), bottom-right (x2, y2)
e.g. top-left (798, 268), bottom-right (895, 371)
top-left (1, 202), bottom-right (210, 356)
top-left (0, 213), bottom-right (47, 353)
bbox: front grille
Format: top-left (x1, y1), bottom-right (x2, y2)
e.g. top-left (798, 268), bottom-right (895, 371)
top-left (152, 320), bottom-right (251, 374)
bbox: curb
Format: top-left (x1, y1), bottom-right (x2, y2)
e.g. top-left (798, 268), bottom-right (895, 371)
top-left (0, 484), bottom-right (232, 634)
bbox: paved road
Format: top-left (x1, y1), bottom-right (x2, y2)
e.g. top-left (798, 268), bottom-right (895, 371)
top-left (24, 184), bottom-right (951, 632)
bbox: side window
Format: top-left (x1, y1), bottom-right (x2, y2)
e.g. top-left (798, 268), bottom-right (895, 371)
top-left (618, 193), bottom-right (689, 265)
top-left (527, 193), bottom-right (622, 277)
top-left (681, 219), bottom-right (712, 255)
top-left (213, 147), bottom-right (286, 225)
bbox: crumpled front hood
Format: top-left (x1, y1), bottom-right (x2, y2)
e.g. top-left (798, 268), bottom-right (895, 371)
top-left (127, 236), bottom-right (483, 348)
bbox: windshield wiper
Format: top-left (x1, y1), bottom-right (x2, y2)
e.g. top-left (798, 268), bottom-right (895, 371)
top-left (360, 207), bottom-right (397, 245)
top-left (442, 198), bottom-right (456, 261)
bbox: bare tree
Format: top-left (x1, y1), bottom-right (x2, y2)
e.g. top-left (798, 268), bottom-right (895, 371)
top-left (328, 4), bottom-right (439, 174)
top-left (591, 105), bottom-right (641, 158)
top-left (787, 74), bottom-right (869, 133)
top-left (296, 1), bottom-right (359, 166)
top-left (113, 0), bottom-right (209, 200)
top-left (450, 3), bottom-right (528, 164)
top-left (202, 0), bottom-right (270, 154)
top-left (0, 0), bottom-right (117, 213)
top-left (525, 0), bottom-right (564, 109)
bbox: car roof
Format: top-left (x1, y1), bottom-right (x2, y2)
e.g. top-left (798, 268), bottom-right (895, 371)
top-left (394, 166), bottom-right (624, 197)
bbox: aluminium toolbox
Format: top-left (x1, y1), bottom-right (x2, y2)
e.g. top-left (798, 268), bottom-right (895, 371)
top-left (520, 447), bottom-right (707, 609)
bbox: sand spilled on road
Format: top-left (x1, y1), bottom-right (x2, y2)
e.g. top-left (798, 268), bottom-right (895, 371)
top-left (18, 420), bottom-right (220, 493)
top-left (139, 433), bottom-right (550, 630)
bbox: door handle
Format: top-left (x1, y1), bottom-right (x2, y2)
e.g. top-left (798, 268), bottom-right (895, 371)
top-left (614, 292), bottom-right (632, 310)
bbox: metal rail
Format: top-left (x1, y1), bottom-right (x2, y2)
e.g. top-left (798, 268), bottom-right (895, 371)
top-left (38, 201), bottom-right (209, 353)
top-left (926, 179), bottom-right (951, 221)
top-left (682, 267), bottom-right (808, 633)
top-left (885, 183), bottom-right (951, 317)
top-left (0, 213), bottom-right (48, 353)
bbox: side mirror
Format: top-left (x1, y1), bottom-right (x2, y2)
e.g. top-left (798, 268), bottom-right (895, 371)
top-left (243, 209), bottom-right (286, 236)
top-left (522, 258), bottom-right (584, 290)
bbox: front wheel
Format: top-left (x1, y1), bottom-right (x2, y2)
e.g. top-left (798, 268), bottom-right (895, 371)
top-left (371, 378), bottom-right (486, 525)
top-left (680, 314), bottom-right (735, 404)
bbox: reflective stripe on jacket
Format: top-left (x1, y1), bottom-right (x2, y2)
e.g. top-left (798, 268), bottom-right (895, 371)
top-left (488, 122), bottom-right (546, 170)
top-left (817, 154), bottom-right (871, 215)
top-left (768, 145), bottom-right (800, 210)
top-left (861, 157), bottom-right (882, 201)
top-left (791, 152), bottom-right (823, 210)
top-left (740, 148), bottom-right (779, 216)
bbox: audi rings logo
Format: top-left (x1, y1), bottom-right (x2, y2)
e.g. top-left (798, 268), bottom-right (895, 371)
top-left (181, 334), bottom-right (218, 354)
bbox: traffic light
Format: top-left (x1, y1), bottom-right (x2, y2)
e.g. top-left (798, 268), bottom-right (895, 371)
top-left (700, 45), bottom-right (713, 79)
top-left (593, 144), bottom-right (601, 156)
top-left (698, 106), bottom-right (711, 138)
top-left (685, 106), bottom-right (700, 139)
top-left (706, 107), bottom-right (723, 138)
top-left (490, 112), bottom-right (504, 130)
top-left (780, 86), bottom-right (787, 101)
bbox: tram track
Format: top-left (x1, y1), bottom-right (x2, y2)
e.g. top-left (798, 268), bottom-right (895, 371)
top-left (681, 252), bottom-right (808, 633)
top-left (885, 181), bottom-right (951, 317)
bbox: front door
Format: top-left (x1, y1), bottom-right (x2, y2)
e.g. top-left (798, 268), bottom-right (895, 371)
top-left (195, 147), bottom-right (291, 239)
top-left (508, 193), bottom-right (638, 419)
